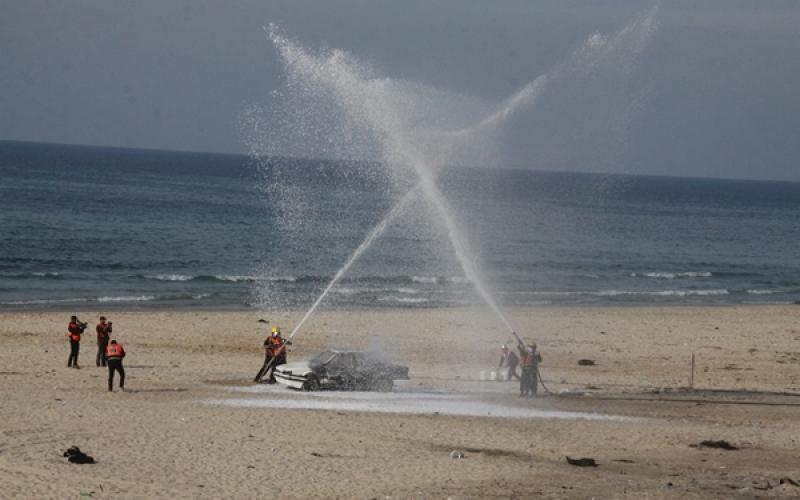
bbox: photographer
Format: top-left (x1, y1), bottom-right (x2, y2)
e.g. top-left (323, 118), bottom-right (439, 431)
top-left (67, 315), bottom-right (88, 369)
top-left (96, 316), bottom-right (112, 367)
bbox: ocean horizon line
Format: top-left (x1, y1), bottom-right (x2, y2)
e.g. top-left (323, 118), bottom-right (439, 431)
top-left (2, 139), bottom-right (797, 185)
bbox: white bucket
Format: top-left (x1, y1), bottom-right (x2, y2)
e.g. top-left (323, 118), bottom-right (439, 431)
top-left (479, 370), bottom-right (488, 381)
top-left (497, 370), bottom-right (507, 381)
top-left (489, 371), bottom-right (497, 381)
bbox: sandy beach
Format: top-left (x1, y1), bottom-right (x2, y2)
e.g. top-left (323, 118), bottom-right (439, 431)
top-left (1, 305), bottom-right (799, 498)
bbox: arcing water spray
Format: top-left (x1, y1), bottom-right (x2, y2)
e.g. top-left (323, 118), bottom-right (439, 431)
top-left (254, 7), bottom-right (659, 343)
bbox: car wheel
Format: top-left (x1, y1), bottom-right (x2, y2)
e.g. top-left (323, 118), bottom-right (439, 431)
top-left (302, 376), bottom-right (320, 391)
top-left (373, 378), bottom-right (393, 392)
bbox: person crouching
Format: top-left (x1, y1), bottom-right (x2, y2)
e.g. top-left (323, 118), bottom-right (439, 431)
top-left (105, 340), bottom-right (126, 392)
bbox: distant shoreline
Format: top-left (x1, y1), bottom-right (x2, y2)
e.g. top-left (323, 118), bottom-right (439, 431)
top-left (2, 302), bottom-right (797, 315)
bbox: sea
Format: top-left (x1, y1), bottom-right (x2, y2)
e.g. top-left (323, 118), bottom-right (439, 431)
top-left (2, 140), bottom-right (799, 310)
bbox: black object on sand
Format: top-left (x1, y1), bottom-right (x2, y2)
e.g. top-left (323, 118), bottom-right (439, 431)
top-left (566, 456), bottom-right (598, 467)
top-left (63, 446), bottom-right (96, 464)
top-left (690, 440), bottom-right (738, 450)
top-left (577, 359), bottom-right (596, 366)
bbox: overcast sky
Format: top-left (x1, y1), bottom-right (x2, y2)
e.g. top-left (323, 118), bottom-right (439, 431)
top-left (2, 1), bottom-right (799, 181)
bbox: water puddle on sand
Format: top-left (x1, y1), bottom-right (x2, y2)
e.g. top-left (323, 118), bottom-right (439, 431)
top-left (201, 385), bottom-right (635, 421)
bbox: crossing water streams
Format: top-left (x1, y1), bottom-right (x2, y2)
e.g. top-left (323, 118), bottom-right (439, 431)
top-left (252, 7), bottom-right (659, 342)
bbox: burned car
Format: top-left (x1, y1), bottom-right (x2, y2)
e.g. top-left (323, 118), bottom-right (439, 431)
top-left (273, 349), bottom-right (409, 391)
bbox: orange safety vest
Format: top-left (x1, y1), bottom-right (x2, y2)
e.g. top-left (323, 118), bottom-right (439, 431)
top-left (68, 322), bottom-right (82, 342)
top-left (522, 350), bottom-right (540, 368)
top-left (267, 336), bottom-right (284, 356)
top-left (97, 323), bottom-right (111, 342)
top-left (106, 343), bottom-right (125, 359)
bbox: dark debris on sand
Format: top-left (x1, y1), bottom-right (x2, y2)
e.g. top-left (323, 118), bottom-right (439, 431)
top-left (566, 456), bottom-right (598, 467)
top-left (690, 440), bottom-right (738, 450)
top-left (63, 446), bottom-right (95, 464)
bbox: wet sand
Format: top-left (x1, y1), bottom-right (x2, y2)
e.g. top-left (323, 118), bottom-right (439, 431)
top-left (2, 305), bottom-right (800, 498)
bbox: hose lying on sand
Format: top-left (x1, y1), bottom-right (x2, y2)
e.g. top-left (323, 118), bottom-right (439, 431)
top-left (536, 365), bottom-right (553, 395)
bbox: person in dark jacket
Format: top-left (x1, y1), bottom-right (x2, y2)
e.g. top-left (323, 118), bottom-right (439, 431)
top-left (67, 315), bottom-right (87, 369)
top-left (520, 342), bottom-right (543, 397)
top-left (498, 344), bottom-right (520, 381)
top-left (96, 316), bottom-right (112, 367)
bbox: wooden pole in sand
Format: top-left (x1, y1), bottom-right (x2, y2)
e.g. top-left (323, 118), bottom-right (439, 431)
top-left (690, 352), bottom-right (695, 389)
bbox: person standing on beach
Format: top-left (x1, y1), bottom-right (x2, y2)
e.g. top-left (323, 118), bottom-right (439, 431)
top-left (520, 342), bottom-right (542, 397)
top-left (498, 344), bottom-right (520, 381)
top-left (96, 316), bottom-right (112, 367)
top-left (67, 315), bottom-right (87, 369)
top-left (105, 340), bottom-right (126, 391)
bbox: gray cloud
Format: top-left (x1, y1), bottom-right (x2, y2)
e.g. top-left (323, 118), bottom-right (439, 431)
top-left (1, 0), bottom-right (798, 181)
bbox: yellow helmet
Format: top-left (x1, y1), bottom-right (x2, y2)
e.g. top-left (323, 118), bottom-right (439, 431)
top-left (271, 326), bottom-right (281, 334)
top-left (528, 341), bottom-right (537, 349)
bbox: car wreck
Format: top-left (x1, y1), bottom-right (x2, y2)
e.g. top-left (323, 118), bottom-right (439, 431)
top-left (273, 349), bottom-right (410, 391)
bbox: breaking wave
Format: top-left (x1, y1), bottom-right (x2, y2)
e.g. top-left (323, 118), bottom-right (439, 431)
top-left (596, 289), bottom-right (728, 297)
top-left (141, 274), bottom-right (258, 283)
top-left (138, 273), bottom-right (469, 285)
top-left (97, 295), bottom-right (157, 303)
top-left (411, 276), bottom-right (469, 284)
top-left (519, 289), bottom-right (729, 297)
top-left (144, 274), bottom-right (193, 281)
top-left (0, 293), bottom-right (213, 306)
top-left (631, 271), bottom-right (713, 279)
top-left (0, 272), bottom-right (63, 280)
top-left (378, 296), bottom-right (431, 304)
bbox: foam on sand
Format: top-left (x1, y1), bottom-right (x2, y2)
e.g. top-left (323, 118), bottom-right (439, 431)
top-left (203, 386), bottom-right (636, 421)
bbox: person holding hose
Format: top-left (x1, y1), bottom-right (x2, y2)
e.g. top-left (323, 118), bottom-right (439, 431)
top-left (520, 341), bottom-right (543, 397)
top-left (511, 331), bottom-right (543, 397)
top-left (255, 326), bottom-right (291, 383)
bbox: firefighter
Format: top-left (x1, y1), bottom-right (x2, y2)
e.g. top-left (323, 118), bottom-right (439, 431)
top-left (105, 340), bottom-right (126, 392)
top-left (498, 344), bottom-right (520, 381)
top-left (269, 328), bottom-right (289, 366)
top-left (67, 315), bottom-right (87, 369)
top-left (96, 316), bottom-right (112, 367)
top-left (254, 325), bottom-right (289, 383)
top-left (520, 342), bottom-right (543, 397)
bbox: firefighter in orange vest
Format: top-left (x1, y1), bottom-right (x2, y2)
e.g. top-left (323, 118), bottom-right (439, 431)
top-left (254, 326), bottom-right (291, 383)
top-left (96, 316), bottom-right (112, 367)
top-left (105, 340), bottom-right (126, 392)
top-left (520, 342), bottom-right (543, 397)
top-left (67, 315), bottom-right (88, 369)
